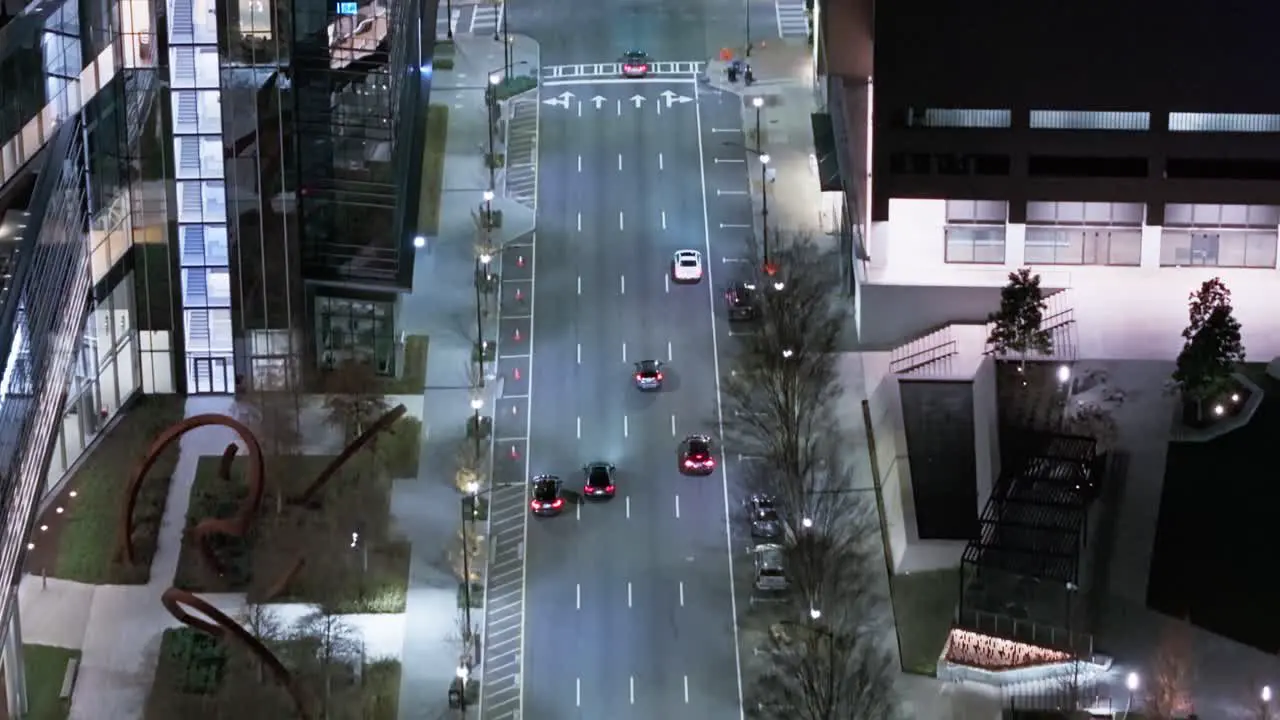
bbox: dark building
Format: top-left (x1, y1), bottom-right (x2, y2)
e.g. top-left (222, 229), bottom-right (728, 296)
top-left (820, 0), bottom-right (1280, 288)
top-left (180, 0), bottom-right (436, 390)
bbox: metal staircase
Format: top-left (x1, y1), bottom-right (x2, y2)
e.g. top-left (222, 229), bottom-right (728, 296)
top-left (177, 136), bottom-right (201, 178)
top-left (181, 225), bottom-right (205, 266)
top-left (187, 307), bottom-right (211, 347)
top-left (184, 268), bottom-right (208, 306)
top-left (175, 92), bottom-right (199, 132)
top-left (170, 0), bottom-right (195, 42)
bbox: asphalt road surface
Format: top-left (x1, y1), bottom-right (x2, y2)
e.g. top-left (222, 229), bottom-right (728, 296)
top-left (519, 74), bottom-right (757, 720)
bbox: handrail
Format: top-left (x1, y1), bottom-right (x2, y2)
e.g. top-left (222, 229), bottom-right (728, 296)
top-left (892, 344), bottom-right (958, 375)
top-left (891, 336), bottom-right (956, 367)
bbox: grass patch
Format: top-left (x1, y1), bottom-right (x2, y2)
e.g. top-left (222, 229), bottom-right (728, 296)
top-left (174, 455), bottom-right (410, 613)
top-left (890, 568), bottom-right (959, 675)
top-left (362, 659), bottom-right (401, 719)
top-left (33, 395), bottom-right (186, 585)
top-left (420, 105), bottom-right (449, 236)
top-left (24, 644), bottom-right (80, 720)
top-left (494, 75), bottom-right (537, 100)
top-left (380, 416), bottom-right (422, 480)
top-left (381, 334), bottom-right (428, 394)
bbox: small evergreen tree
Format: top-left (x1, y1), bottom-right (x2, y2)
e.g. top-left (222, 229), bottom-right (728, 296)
top-left (1183, 276), bottom-right (1232, 341)
top-left (986, 268), bottom-right (1053, 370)
top-left (1173, 304), bottom-right (1245, 422)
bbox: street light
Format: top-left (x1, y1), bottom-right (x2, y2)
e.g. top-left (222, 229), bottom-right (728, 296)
top-left (759, 153), bottom-right (771, 272)
top-left (772, 280), bottom-right (785, 291)
top-left (781, 348), bottom-right (794, 359)
top-left (474, 240), bottom-right (494, 386)
top-left (1122, 672), bottom-right (1140, 719)
top-left (487, 73), bottom-right (501, 190)
top-left (470, 397), bottom-right (484, 459)
top-left (413, 235), bottom-right (425, 248)
top-left (751, 96), bottom-right (764, 153)
top-left (801, 516), bottom-right (813, 529)
top-left (1264, 685), bottom-right (1274, 720)
top-left (809, 607), bottom-right (821, 621)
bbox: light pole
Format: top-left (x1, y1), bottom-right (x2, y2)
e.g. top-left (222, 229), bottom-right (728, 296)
top-left (446, 0), bottom-right (453, 39)
top-left (752, 95), bottom-right (764, 152)
top-left (455, 665), bottom-right (470, 712)
top-left (759, 153), bottom-right (771, 272)
top-left (502, 1), bottom-right (511, 77)
top-left (470, 397), bottom-right (484, 464)
top-left (487, 73), bottom-right (501, 189)
top-left (1263, 685), bottom-right (1274, 720)
top-left (1122, 671), bottom-right (1139, 719)
top-left (744, 0), bottom-right (751, 57)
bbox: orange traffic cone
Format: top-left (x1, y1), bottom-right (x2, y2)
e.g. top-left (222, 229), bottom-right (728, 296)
top-left (510, 445), bottom-right (520, 459)
top-left (516, 255), bottom-right (525, 268)
top-left (511, 405), bottom-right (518, 415)
top-left (515, 287), bottom-right (524, 302)
top-left (513, 328), bottom-right (522, 342)
top-left (513, 367), bottom-right (521, 380)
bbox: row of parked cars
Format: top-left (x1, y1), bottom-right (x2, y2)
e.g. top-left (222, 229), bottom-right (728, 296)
top-left (744, 494), bottom-right (790, 593)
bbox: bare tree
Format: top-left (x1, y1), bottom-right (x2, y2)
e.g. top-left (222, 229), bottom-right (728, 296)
top-left (238, 363), bottom-right (304, 515)
top-left (236, 601), bottom-right (286, 683)
top-left (291, 608), bottom-right (363, 718)
top-left (451, 523), bottom-right (484, 588)
top-left (722, 236), bottom-right (845, 481)
top-left (1147, 621), bottom-right (1195, 719)
top-left (748, 617), bottom-right (896, 720)
top-left (322, 359), bottom-right (390, 442)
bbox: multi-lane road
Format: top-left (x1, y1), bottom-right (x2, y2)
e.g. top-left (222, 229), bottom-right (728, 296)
top-left (483, 70), bottom-right (766, 718)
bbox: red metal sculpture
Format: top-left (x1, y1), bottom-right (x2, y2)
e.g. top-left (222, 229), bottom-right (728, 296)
top-left (160, 586), bottom-right (313, 719)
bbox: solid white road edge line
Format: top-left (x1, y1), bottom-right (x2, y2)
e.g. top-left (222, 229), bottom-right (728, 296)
top-left (671, 413), bottom-right (677, 436)
top-left (693, 72), bottom-right (748, 720)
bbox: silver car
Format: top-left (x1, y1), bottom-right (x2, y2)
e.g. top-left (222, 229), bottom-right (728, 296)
top-left (753, 544), bottom-right (789, 592)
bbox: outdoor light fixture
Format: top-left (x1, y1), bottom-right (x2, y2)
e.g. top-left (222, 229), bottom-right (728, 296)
top-left (350, 531), bottom-right (359, 549)
top-left (479, 253), bottom-right (492, 265)
top-left (801, 517), bottom-right (813, 529)
top-left (1264, 685), bottom-right (1273, 702)
top-left (1214, 404), bottom-right (1225, 416)
top-left (488, 72), bottom-right (501, 85)
top-left (752, 96), bottom-right (764, 108)
top-left (772, 281), bottom-right (785, 291)
top-left (760, 153), bottom-right (771, 165)
top-left (465, 481), bottom-right (480, 495)
top-left (471, 398), bottom-right (484, 411)
top-left (1232, 393), bottom-right (1241, 403)
top-left (413, 235), bottom-right (426, 248)
top-left (1126, 672), bottom-right (1139, 691)
top-left (483, 189), bottom-right (495, 202)
top-left (456, 665), bottom-right (470, 679)
top-left (1056, 364), bottom-right (1071, 384)
top-left (809, 607), bottom-right (821, 620)
top-left (781, 349), bottom-right (794, 358)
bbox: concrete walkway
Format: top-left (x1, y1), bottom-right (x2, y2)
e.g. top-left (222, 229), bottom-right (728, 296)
top-left (392, 33), bottom-right (539, 718)
top-left (18, 396), bottom-right (408, 719)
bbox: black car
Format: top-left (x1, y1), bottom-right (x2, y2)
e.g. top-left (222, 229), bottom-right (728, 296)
top-left (582, 462), bottom-right (617, 499)
top-left (725, 282), bottom-right (758, 321)
top-left (679, 434), bottom-right (717, 475)
top-left (529, 474), bottom-right (565, 516)
top-left (621, 50), bottom-right (651, 77)
top-left (745, 494), bottom-right (783, 541)
top-left (634, 360), bottom-right (664, 390)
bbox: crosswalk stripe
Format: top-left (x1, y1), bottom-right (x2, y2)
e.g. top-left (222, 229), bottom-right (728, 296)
top-left (774, 0), bottom-right (810, 38)
top-left (540, 60), bottom-right (706, 81)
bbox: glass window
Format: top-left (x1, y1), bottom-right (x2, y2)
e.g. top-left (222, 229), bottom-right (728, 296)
top-left (1161, 230), bottom-right (1279, 268)
top-left (944, 226), bottom-right (1006, 264)
top-left (1029, 111), bottom-right (1150, 131)
top-left (946, 200), bottom-right (1007, 224)
top-left (1025, 228), bottom-right (1141, 266)
top-left (1169, 113), bottom-right (1280, 133)
top-left (115, 337), bottom-right (139, 400)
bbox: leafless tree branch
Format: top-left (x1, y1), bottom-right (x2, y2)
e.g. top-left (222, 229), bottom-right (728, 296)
top-left (748, 618), bottom-right (896, 720)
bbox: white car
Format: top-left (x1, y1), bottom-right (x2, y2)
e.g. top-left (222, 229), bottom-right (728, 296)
top-left (671, 249), bottom-right (703, 283)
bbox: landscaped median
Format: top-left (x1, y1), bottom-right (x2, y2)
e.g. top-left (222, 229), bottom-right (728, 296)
top-left (24, 395), bottom-right (186, 584)
top-left (420, 105), bottom-right (449, 236)
top-left (23, 644), bottom-right (80, 720)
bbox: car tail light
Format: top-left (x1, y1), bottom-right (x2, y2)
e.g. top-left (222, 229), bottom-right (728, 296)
top-left (635, 373), bottom-right (642, 380)
top-left (638, 64), bottom-right (648, 71)
top-left (529, 500), bottom-right (540, 509)
top-left (684, 460), bottom-right (694, 467)
top-left (551, 498), bottom-right (564, 509)
top-left (624, 64), bottom-right (634, 72)
top-left (656, 373), bottom-right (663, 380)
top-left (606, 485), bottom-right (615, 493)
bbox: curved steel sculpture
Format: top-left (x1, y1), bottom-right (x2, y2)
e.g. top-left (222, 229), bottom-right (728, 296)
top-left (292, 404), bottom-right (408, 505)
top-left (160, 586), bottom-right (313, 719)
top-left (118, 414), bottom-right (265, 572)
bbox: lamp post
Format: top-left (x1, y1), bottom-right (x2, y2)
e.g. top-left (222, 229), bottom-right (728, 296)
top-left (752, 95), bottom-right (764, 152)
top-left (1122, 672), bottom-right (1139, 719)
top-left (744, 0), bottom-right (751, 57)
top-left (1263, 685), bottom-right (1274, 720)
top-left (487, 73), bottom-right (501, 189)
top-left (502, 1), bottom-right (511, 77)
top-left (759, 153), bottom-right (771, 271)
top-left (455, 665), bottom-right (470, 712)
top-left (470, 397), bottom-right (484, 464)
top-left (476, 246), bottom-right (493, 379)
top-left (446, 0), bottom-right (453, 39)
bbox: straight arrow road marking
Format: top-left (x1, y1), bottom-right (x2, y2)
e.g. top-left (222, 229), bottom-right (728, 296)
top-left (591, 95), bottom-right (606, 109)
top-left (630, 94), bottom-right (646, 108)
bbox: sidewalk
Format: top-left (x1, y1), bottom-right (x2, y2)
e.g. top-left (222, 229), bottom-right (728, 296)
top-left (705, 41), bottom-right (840, 250)
top-left (393, 32), bottom-right (539, 718)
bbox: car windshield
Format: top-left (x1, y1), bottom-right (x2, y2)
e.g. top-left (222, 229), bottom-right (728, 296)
top-left (533, 481), bottom-right (558, 501)
top-left (679, 258), bottom-right (697, 267)
top-left (588, 467), bottom-right (610, 485)
top-left (638, 362), bottom-right (659, 375)
top-left (760, 567), bottom-right (786, 578)
top-left (689, 439), bottom-right (709, 454)
top-left (625, 52), bottom-right (647, 62)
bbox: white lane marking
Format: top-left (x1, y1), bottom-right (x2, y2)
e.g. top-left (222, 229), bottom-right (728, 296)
top-left (659, 152), bottom-right (664, 171)
top-left (714, 158), bottom-right (745, 164)
top-left (544, 78), bottom-right (701, 87)
top-left (661, 210), bottom-right (667, 230)
top-left (693, 72), bottom-right (747, 718)
top-left (679, 580), bottom-right (685, 605)
top-left (620, 274), bottom-right (626, 294)
top-left (720, 223), bottom-right (751, 229)
top-left (625, 495), bottom-right (631, 518)
top-left (711, 128), bottom-right (739, 132)
top-left (717, 190), bottom-right (748, 196)
top-left (577, 343), bottom-right (581, 364)
top-left (616, 99), bottom-right (622, 116)
top-left (576, 502), bottom-right (581, 520)
top-left (684, 675), bottom-right (690, 703)
top-left (576, 677), bottom-right (581, 706)
top-left (657, 97), bottom-right (663, 116)
top-left (577, 154), bottom-right (582, 172)
top-left (576, 212), bottom-right (582, 232)
top-left (619, 211), bottom-right (625, 230)
top-left (623, 415), bottom-right (629, 437)
top-left (671, 414), bottom-right (677, 436)
top-left (577, 101), bottom-right (582, 117)
top-left (628, 581), bottom-right (633, 607)
top-left (618, 153), bottom-right (623, 171)
top-left (577, 275), bottom-right (581, 295)
top-left (675, 494), bottom-right (681, 519)
top-left (664, 274), bottom-right (670, 293)
top-left (668, 340), bottom-right (673, 361)
top-left (576, 416), bottom-right (581, 439)
top-left (622, 342), bottom-right (627, 362)
top-left (576, 583), bottom-right (581, 610)
top-left (630, 676), bottom-right (636, 704)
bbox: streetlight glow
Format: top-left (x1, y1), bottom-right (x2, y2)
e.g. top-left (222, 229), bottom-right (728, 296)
top-left (465, 480), bottom-right (479, 495)
top-left (772, 281), bottom-right (785, 291)
top-left (456, 665), bottom-right (470, 679)
top-left (488, 73), bottom-right (501, 85)
top-left (479, 253), bottom-right (492, 265)
top-left (413, 235), bottom-right (426, 248)
top-left (752, 96), bottom-right (764, 108)
top-left (470, 397), bottom-right (484, 410)
top-left (1056, 364), bottom-right (1071, 384)
top-left (809, 607), bottom-right (821, 620)
top-left (1264, 685), bottom-right (1273, 702)
top-left (801, 517), bottom-right (813, 529)
top-left (781, 348), bottom-right (794, 358)
top-left (483, 189), bottom-right (495, 202)
top-left (759, 153), bottom-right (771, 165)
top-left (1126, 671), bottom-right (1139, 691)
